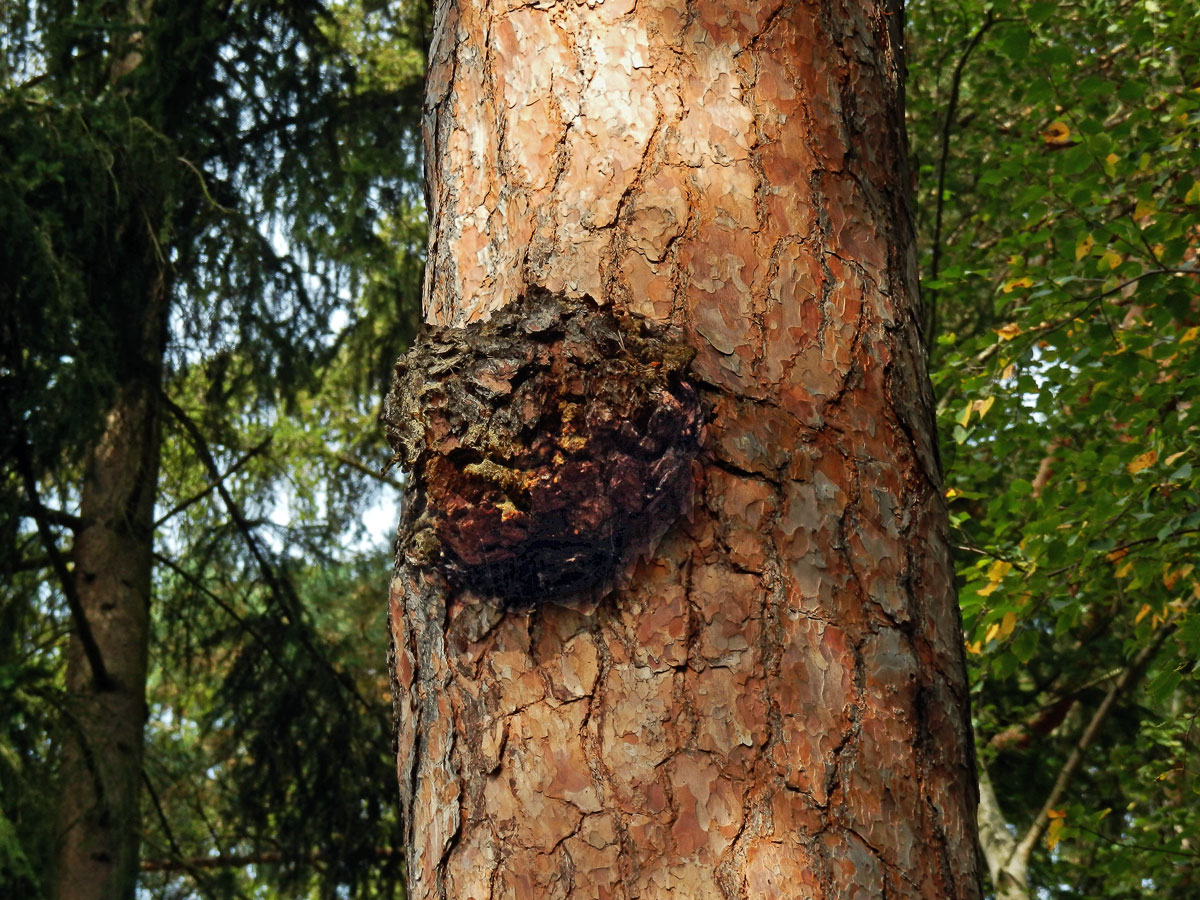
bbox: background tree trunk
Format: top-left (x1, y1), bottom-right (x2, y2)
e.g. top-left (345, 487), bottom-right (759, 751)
top-left (49, 12), bottom-right (169, 899)
top-left (52, 209), bottom-right (167, 900)
top-left (54, 354), bottom-right (164, 900)
top-left (390, 0), bottom-right (982, 896)
top-left (54, 374), bottom-right (162, 900)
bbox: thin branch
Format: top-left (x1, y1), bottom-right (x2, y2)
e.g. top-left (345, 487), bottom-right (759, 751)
top-left (927, 11), bottom-right (999, 341)
top-left (142, 771), bottom-right (190, 870)
top-left (332, 450), bottom-right (404, 490)
top-left (160, 394), bottom-right (302, 623)
top-left (175, 155), bottom-right (234, 214)
top-left (1071, 824), bottom-right (1200, 860)
top-left (151, 552), bottom-right (289, 673)
top-left (141, 771), bottom-right (255, 900)
top-left (140, 846), bottom-right (402, 872)
top-left (1012, 620), bottom-right (1177, 863)
top-left (952, 542), bottom-right (1029, 572)
top-left (1042, 524), bottom-right (1200, 580)
top-left (19, 502), bottom-right (88, 531)
top-left (9, 554), bottom-right (58, 573)
top-left (14, 441), bottom-right (112, 690)
top-left (154, 436), bottom-right (273, 528)
top-left (935, 265), bottom-right (1197, 413)
top-left (160, 393), bottom-right (375, 713)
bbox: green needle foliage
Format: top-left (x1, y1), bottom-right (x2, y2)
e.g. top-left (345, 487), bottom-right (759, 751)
top-left (2, 0), bottom-right (427, 897)
top-left (910, 0), bottom-right (1200, 896)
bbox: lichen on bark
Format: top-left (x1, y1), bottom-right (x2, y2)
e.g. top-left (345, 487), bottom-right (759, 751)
top-left (382, 288), bottom-right (704, 603)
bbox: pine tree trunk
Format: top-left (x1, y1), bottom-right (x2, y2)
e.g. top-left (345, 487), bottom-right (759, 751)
top-left (389, 0), bottom-right (982, 896)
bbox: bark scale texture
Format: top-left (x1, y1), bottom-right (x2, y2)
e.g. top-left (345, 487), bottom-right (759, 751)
top-left (390, 0), bottom-right (982, 896)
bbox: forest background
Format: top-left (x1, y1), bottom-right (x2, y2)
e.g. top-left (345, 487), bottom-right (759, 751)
top-left (1, 0), bottom-right (1197, 898)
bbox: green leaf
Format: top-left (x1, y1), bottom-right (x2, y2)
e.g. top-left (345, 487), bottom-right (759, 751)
top-left (1146, 668), bottom-right (1183, 706)
top-left (1010, 478), bottom-right (1034, 496)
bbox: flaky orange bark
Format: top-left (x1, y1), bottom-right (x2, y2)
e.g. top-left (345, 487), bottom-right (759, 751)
top-left (389, 0), bottom-right (981, 896)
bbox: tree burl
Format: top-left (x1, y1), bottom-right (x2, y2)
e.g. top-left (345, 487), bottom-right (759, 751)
top-left (383, 289), bottom-right (705, 603)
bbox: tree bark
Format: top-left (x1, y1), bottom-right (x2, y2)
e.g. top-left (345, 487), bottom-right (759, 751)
top-left (389, 0), bottom-right (982, 896)
top-left (49, 9), bottom-right (169, 899)
top-left (55, 376), bottom-right (164, 900)
top-left (52, 236), bottom-right (167, 900)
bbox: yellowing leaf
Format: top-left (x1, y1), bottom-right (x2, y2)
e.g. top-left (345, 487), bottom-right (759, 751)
top-left (965, 640), bottom-right (983, 655)
top-left (999, 611), bottom-right (1017, 639)
top-left (1127, 450), bottom-right (1158, 474)
top-left (1134, 198), bottom-right (1158, 220)
top-left (978, 581), bottom-right (1000, 598)
top-left (957, 403), bottom-right (973, 427)
top-left (987, 560), bottom-right (1013, 583)
top-left (1187, 182), bottom-right (1200, 205)
top-left (995, 323), bottom-right (1023, 341)
top-left (1105, 152), bottom-right (1120, 166)
top-left (1002, 363), bottom-right (1016, 380)
top-left (1046, 816), bottom-right (1065, 850)
top-left (1165, 451), bottom-right (1187, 465)
top-left (1100, 249), bottom-right (1123, 270)
top-left (1042, 120), bottom-right (1072, 145)
top-left (1115, 560), bottom-right (1134, 579)
top-left (1163, 564), bottom-right (1194, 590)
top-left (945, 487), bottom-right (962, 499)
top-left (1135, 603), bottom-right (1152, 624)
top-left (1002, 277), bottom-right (1035, 294)
top-left (1075, 234), bottom-right (1094, 260)
top-left (974, 396), bottom-right (997, 419)
top-left (1047, 808), bottom-right (1066, 819)
top-left (1106, 547), bottom-right (1129, 563)
top-left (1180, 327), bottom-right (1199, 345)
top-left (985, 621), bottom-right (1001, 642)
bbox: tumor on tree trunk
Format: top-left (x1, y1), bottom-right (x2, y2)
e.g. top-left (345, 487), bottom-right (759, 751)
top-left (383, 288), bottom-right (704, 603)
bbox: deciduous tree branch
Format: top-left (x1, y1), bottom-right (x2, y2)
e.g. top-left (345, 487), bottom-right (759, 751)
top-left (935, 264), bottom-right (1197, 412)
top-left (980, 619), bottom-right (1177, 898)
top-left (1015, 620), bottom-right (1175, 859)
